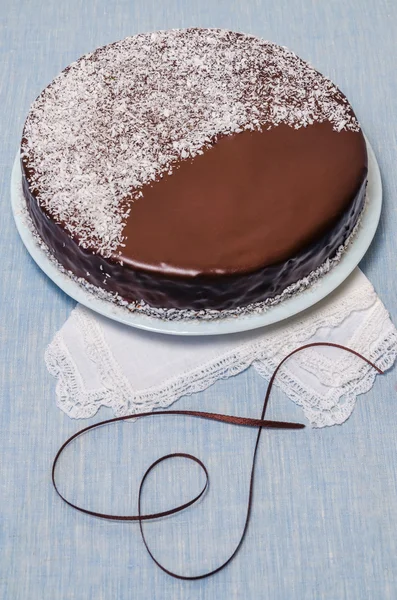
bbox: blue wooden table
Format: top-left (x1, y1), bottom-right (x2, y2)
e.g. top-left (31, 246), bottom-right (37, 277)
top-left (1, 1), bottom-right (397, 598)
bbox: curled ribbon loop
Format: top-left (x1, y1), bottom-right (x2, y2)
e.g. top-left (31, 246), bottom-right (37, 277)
top-left (52, 342), bottom-right (382, 580)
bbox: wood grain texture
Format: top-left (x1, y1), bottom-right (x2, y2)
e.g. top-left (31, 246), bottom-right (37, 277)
top-left (1, 1), bottom-right (397, 598)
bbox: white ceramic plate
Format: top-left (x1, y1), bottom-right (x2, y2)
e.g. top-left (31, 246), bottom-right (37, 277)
top-left (11, 139), bottom-right (382, 336)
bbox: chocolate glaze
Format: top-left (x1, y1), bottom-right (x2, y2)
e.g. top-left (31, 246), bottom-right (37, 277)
top-left (119, 123), bottom-right (367, 275)
top-left (22, 121), bottom-right (367, 310)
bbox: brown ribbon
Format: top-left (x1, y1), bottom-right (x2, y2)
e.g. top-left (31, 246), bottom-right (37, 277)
top-left (52, 342), bottom-right (383, 580)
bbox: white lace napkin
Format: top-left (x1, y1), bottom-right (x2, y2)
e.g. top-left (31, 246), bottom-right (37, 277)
top-left (45, 268), bottom-right (397, 427)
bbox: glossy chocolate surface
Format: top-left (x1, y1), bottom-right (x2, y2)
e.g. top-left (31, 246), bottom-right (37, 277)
top-left (119, 123), bottom-right (367, 276)
top-left (22, 122), bottom-right (367, 310)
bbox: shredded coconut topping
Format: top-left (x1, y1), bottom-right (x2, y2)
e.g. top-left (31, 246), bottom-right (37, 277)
top-left (22, 28), bottom-right (360, 256)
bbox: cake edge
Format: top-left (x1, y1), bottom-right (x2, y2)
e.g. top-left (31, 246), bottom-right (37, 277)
top-left (16, 167), bottom-right (367, 322)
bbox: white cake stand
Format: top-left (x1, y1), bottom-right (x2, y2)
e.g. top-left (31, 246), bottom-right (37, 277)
top-left (11, 138), bottom-right (382, 336)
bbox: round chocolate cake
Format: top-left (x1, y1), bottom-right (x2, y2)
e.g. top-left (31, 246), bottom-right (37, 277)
top-left (21, 28), bottom-right (367, 316)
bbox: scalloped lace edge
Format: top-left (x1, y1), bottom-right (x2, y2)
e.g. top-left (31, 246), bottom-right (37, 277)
top-left (44, 272), bottom-right (397, 427)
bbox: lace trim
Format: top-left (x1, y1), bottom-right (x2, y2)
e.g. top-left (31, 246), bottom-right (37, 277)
top-left (44, 332), bottom-right (109, 419)
top-left (254, 326), bottom-right (397, 427)
top-left (44, 269), bottom-right (397, 427)
top-left (291, 300), bottom-right (388, 384)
